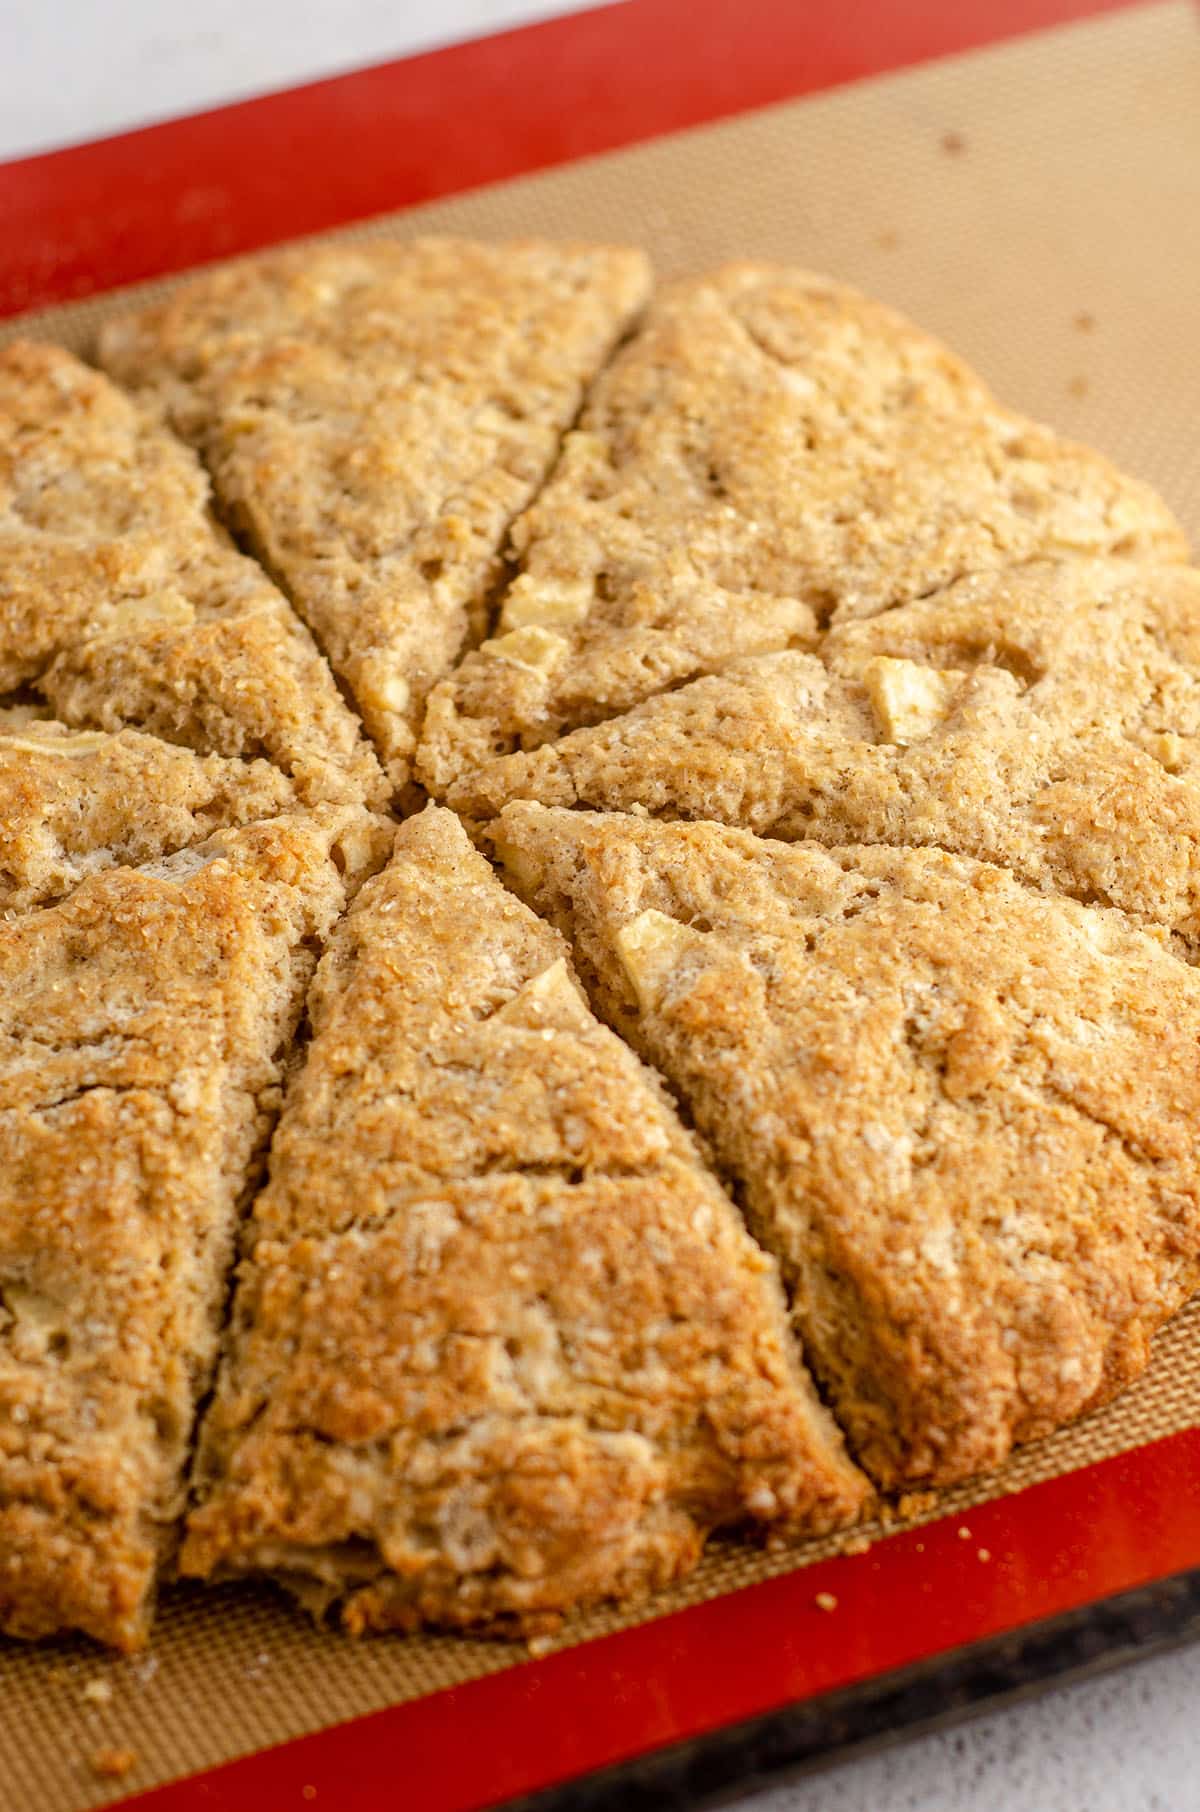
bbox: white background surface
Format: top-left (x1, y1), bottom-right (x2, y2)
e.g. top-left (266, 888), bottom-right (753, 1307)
top-left (0, 0), bottom-right (606, 159)
top-left (3, 4), bottom-right (1195, 1806)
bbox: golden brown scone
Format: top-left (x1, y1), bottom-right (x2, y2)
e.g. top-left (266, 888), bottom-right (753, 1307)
top-left (0, 341), bottom-right (385, 808)
top-left (492, 805), bottom-right (1200, 1490)
top-left (417, 265), bottom-right (1186, 792)
top-left (451, 560), bottom-right (1200, 949)
top-left (0, 807), bottom-right (387, 1650)
top-left (0, 710), bottom-right (303, 912)
top-left (181, 807), bottom-right (867, 1636)
top-left (98, 239), bottom-right (653, 790)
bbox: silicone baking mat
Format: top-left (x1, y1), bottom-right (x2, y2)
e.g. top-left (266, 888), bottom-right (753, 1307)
top-left (1, 4), bottom-right (1198, 1807)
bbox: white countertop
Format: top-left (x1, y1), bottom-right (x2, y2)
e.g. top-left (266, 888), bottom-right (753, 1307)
top-left (758, 1644), bottom-right (1200, 1812)
top-left (3, 5), bottom-right (1192, 1806)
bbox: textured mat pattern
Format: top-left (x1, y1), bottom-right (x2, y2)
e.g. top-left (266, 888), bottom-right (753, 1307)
top-left (1, 5), bottom-right (1197, 1805)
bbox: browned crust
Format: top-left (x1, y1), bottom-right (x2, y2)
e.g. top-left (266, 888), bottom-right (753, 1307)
top-left (181, 808), bottom-right (867, 1634)
top-left (492, 805), bottom-right (1200, 1489)
top-left (98, 239), bottom-right (653, 789)
top-left (0, 809), bottom-right (386, 1649)
top-left (0, 340), bottom-right (386, 808)
top-left (447, 559), bottom-right (1200, 952)
top-left (416, 264), bottom-right (1186, 793)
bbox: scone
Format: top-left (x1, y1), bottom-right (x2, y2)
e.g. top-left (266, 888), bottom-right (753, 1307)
top-left (449, 559), bottom-right (1200, 951)
top-left (493, 805), bottom-right (1200, 1489)
top-left (99, 239), bottom-right (653, 791)
top-left (0, 809), bottom-right (385, 1649)
top-left (181, 808), bottom-right (867, 1634)
top-left (0, 711), bottom-right (302, 913)
top-left (0, 341), bottom-right (386, 809)
top-left (417, 264), bottom-right (1186, 791)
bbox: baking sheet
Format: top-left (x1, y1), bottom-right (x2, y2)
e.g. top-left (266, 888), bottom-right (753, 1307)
top-left (1, 5), bottom-right (1198, 1806)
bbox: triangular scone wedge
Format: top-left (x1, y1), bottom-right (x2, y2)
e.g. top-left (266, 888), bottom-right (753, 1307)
top-left (0, 342), bottom-right (385, 808)
top-left (0, 711), bottom-right (305, 912)
top-left (417, 264), bottom-right (1186, 791)
top-left (452, 560), bottom-right (1200, 951)
top-left (99, 240), bottom-right (652, 790)
top-left (492, 806), bottom-right (1200, 1490)
top-left (0, 807), bottom-right (386, 1650)
top-left (181, 807), bottom-right (866, 1637)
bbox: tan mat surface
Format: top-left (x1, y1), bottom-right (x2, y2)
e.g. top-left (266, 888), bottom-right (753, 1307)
top-left (2, 4), bottom-right (1199, 1805)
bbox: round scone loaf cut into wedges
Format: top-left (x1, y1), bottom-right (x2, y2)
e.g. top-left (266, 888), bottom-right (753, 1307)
top-left (1, 241), bottom-right (1196, 1650)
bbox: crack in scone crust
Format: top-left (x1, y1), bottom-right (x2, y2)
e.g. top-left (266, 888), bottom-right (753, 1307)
top-left (0, 341), bottom-right (387, 811)
top-left (415, 264), bottom-right (1185, 792)
top-left (181, 808), bottom-right (866, 1637)
top-left (490, 807), bottom-right (1200, 1490)
top-left (1, 242), bottom-right (1197, 1648)
top-left (0, 811), bottom-right (385, 1650)
top-left (97, 239), bottom-right (653, 793)
top-left (0, 711), bottom-right (304, 913)
top-left (448, 558), bottom-right (1200, 958)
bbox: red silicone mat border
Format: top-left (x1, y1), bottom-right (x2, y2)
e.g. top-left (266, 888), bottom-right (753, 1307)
top-left (114, 1426), bottom-right (1200, 1812)
top-left (0, 0), bottom-right (1145, 316)
top-left (5, 3), bottom-right (1192, 1807)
